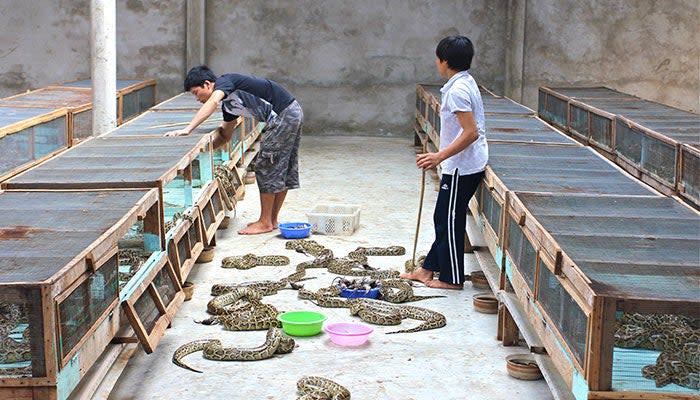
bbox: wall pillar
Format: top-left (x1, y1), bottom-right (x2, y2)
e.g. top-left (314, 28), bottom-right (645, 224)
top-left (186, 0), bottom-right (206, 69)
top-left (90, 0), bottom-right (117, 136)
top-left (505, 0), bottom-right (526, 101)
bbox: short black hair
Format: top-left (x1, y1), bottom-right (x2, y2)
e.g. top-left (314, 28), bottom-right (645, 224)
top-left (184, 65), bottom-right (217, 91)
top-left (436, 36), bottom-right (474, 71)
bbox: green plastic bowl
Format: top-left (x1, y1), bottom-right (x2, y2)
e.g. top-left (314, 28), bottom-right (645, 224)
top-left (277, 311), bottom-right (327, 337)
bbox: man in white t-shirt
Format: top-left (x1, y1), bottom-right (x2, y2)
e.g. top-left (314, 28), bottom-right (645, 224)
top-left (401, 35), bottom-right (488, 289)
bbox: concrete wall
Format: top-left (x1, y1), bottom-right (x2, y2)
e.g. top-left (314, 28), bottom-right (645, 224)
top-left (0, 0), bottom-right (186, 102)
top-left (512, 0), bottom-right (700, 113)
top-left (0, 1), bottom-right (697, 134)
top-left (204, 0), bottom-right (506, 135)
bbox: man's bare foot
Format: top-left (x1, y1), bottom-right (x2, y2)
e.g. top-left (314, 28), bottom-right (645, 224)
top-left (399, 267), bottom-right (434, 284)
top-left (247, 220), bottom-right (278, 229)
top-left (425, 280), bottom-right (464, 290)
top-left (238, 222), bottom-right (274, 235)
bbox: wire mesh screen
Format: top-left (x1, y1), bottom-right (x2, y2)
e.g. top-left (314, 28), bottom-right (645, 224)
top-left (138, 85), bottom-right (156, 112)
top-left (152, 267), bottom-right (177, 308)
top-left (507, 221), bottom-right (537, 292)
top-left (541, 93), bottom-right (568, 127)
top-left (616, 119), bottom-right (677, 183)
top-left (58, 256), bottom-right (118, 360)
top-left (537, 265), bottom-right (588, 367)
top-left (590, 113), bottom-right (613, 150)
top-left (176, 236), bottom-right (190, 268)
top-left (0, 127), bottom-right (32, 175)
top-left (478, 184), bottom-right (501, 237)
top-left (72, 109), bottom-right (93, 141)
top-left (569, 104), bottom-right (588, 138)
top-left (188, 221), bottom-right (202, 248)
top-left (33, 117), bottom-right (68, 159)
top-left (133, 287), bottom-right (161, 334)
top-left (681, 146), bottom-right (699, 202)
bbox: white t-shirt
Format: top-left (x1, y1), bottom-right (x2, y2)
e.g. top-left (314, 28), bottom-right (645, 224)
top-left (439, 71), bottom-right (488, 175)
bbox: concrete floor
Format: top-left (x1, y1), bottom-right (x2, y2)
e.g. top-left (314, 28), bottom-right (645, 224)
top-left (108, 136), bottom-right (553, 400)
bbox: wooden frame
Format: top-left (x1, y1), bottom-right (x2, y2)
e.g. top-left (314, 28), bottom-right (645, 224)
top-left (678, 144), bottom-right (700, 209)
top-left (0, 108), bottom-right (70, 183)
top-left (167, 207), bottom-right (205, 284)
top-left (538, 87), bottom-right (570, 131)
top-left (614, 115), bottom-right (680, 196)
top-left (196, 179), bottom-right (228, 246)
top-left (120, 255), bottom-right (183, 353)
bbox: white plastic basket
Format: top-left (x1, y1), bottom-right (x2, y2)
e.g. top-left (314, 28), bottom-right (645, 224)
top-left (306, 204), bottom-right (361, 235)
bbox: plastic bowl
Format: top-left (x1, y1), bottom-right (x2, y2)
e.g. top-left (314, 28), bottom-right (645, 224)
top-left (339, 286), bottom-right (381, 299)
top-left (279, 222), bottom-right (312, 239)
top-left (277, 311), bottom-right (326, 336)
top-left (324, 322), bottom-right (373, 346)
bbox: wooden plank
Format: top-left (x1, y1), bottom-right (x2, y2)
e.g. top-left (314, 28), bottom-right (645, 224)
top-left (496, 291), bottom-right (545, 353)
top-left (532, 353), bottom-right (577, 400)
top-left (588, 391), bottom-right (700, 400)
top-left (586, 296), bottom-right (616, 391)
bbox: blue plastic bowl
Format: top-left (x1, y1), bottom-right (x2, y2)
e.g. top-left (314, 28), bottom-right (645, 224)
top-left (339, 286), bottom-right (381, 299)
top-left (279, 222), bottom-right (312, 239)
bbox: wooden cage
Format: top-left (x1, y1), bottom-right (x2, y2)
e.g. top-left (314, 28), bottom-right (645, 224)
top-left (0, 107), bottom-right (69, 182)
top-left (501, 192), bottom-right (700, 399)
top-left (49, 79), bottom-right (157, 125)
top-left (0, 189), bottom-right (181, 400)
top-left (1, 134), bottom-right (219, 283)
top-left (537, 86), bottom-right (700, 209)
top-left (0, 87), bottom-right (93, 144)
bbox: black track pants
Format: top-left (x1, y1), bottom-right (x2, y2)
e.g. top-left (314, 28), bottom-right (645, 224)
top-left (423, 170), bottom-right (484, 285)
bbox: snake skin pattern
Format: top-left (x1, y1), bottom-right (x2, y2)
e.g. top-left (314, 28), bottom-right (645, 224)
top-left (201, 287), bottom-right (282, 330)
top-left (215, 164), bottom-right (239, 202)
top-left (615, 312), bottom-right (700, 389)
top-left (172, 327), bottom-right (295, 373)
top-left (298, 287), bottom-right (446, 334)
top-left (642, 341), bottom-right (700, 389)
top-left (221, 254), bottom-right (291, 269)
top-left (296, 376), bottom-right (351, 400)
top-left (0, 303), bottom-right (31, 377)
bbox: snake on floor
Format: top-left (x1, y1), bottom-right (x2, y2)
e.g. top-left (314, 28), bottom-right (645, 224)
top-left (298, 288), bottom-right (446, 334)
top-left (199, 286), bottom-right (282, 331)
top-left (296, 376), bottom-right (351, 400)
top-left (172, 327), bottom-right (295, 373)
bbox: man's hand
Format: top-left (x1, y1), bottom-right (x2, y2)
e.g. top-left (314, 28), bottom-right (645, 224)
top-left (416, 152), bottom-right (442, 170)
top-left (164, 128), bottom-right (191, 137)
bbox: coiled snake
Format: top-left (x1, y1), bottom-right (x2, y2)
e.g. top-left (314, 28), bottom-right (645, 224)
top-left (615, 312), bottom-right (700, 389)
top-left (172, 327), bottom-right (295, 373)
top-left (297, 376), bottom-right (351, 400)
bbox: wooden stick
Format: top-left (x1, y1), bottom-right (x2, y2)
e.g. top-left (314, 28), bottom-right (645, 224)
top-left (411, 142), bottom-right (428, 267)
top-left (147, 121), bottom-right (190, 129)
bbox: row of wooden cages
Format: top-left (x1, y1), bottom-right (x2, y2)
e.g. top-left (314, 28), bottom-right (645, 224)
top-left (538, 86), bottom-right (699, 209)
top-left (0, 78), bottom-right (157, 183)
top-left (470, 167), bottom-right (700, 399)
top-left (0, 91), bottom-right (266, 399)
top-left (413, 82), bottom-right (699, 399)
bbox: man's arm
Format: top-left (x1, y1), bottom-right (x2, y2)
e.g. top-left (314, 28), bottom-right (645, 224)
top-left (416, 111), bottom-right (479, 170)
top-left (165, 89), bottom-right (226, 136)
top-left (211, 120), bottom-right (236, 149)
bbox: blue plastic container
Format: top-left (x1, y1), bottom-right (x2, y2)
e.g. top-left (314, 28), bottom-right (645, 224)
top-left (279, 222), bottom-right (312, 239)
top-left (339, 286), bottom-right (381, 299)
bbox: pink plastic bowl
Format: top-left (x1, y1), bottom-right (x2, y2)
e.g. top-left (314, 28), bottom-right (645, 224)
top-left (324, 322), bottom-right (373, 346)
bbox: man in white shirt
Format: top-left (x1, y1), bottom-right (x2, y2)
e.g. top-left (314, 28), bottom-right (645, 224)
top-left (401, 35), bottom-right (488, 289)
